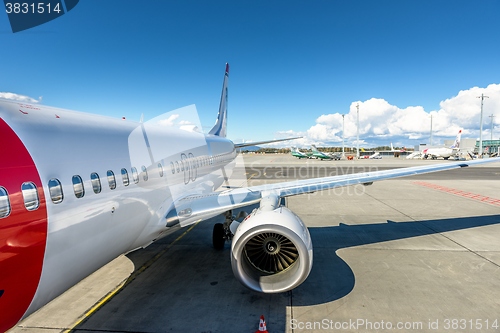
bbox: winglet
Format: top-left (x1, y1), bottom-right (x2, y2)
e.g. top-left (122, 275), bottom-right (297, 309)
top-left (209, 63), bottom-right (229, 137)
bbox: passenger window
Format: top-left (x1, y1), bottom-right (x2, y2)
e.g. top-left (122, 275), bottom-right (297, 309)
top-left (72, 175), bottom-right (85, 198)
top-left (158, 163), bottom-right (164, 177)
top-left (48, 178), bottom-right (63, 204)
top-left (141, 166), bottom-right (148, 181)
top-left (22, 182), bottom-right (39, 211)
top-left (107, 170), bottom-right (116, 190)
top-left (121, 168), bottom-right (129, 186)
top-left (131, 167), bottom-right (139, 184)
top-left (0, 187), bottom-right (11, 218)
top-left (170, 162), bottom-right (175, 174)
top-left (91, 173), bottom-right (102, 194)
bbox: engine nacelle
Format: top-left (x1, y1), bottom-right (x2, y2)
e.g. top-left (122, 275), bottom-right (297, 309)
top-left (230, 206), bottom-right (313, 293)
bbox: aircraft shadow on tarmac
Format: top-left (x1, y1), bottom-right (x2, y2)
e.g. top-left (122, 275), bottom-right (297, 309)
top-left (74, 214), bottom-right (499, 332)
top-left (293, 214), bottom-right (500, 306)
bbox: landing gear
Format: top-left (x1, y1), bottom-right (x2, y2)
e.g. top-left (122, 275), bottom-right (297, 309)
top-left (212, 209), bottom-right (252, 250)
top-left (212, 210), bottom-right (234, 250)
top-left (212, 223), bottom-right (225, 250)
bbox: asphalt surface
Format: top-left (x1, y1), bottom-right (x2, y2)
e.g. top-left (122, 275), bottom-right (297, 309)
top-left (9, 155), bottom-right (500, 333)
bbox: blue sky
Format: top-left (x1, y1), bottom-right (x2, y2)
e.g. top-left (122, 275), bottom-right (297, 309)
top-left (1, 0), bottom-right (499, 147)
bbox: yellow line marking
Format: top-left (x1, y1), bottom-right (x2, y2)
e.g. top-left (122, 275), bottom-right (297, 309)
top-left (65, 169), bottom-right (259, 331)
top-left (63, 222), bottom-right (199, 333)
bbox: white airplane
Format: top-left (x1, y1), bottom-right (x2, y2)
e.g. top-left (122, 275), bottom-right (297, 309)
top-left (390, 143), bottom-right (406, 153)
top-left (0, 65), bottom-right (498, 332)
top-left (405, 151), bottom-right (423, 159)
top-left (367, 152), bottom-right (382, 159)
top-left (422, 130), bottom-right (462, 160)
top-left (360, 149), bottom-right (381, 159)
top-left (290, 146), bottom-right (310, 159)
top-left (311, 144), bottom-right (333, 160)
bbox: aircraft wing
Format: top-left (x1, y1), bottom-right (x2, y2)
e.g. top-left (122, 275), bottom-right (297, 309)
top-left (235, 137), bottom-right (302, 148)
top-left (164, 158), bottom-right (500, 227)
top-left (246, 158), bottom-right (499, 197)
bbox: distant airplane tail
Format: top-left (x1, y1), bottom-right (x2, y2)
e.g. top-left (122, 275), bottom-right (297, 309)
top-left (450, 130), bottom-right (462, 149)
top-left (209, 63), bottom-right (229, 137)
top-left (390, 143), bottom-right (394, 151)
top-left (311, 144), bottom-right (319, 152)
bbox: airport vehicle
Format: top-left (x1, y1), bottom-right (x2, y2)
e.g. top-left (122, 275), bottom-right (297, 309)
top-left (330, 152), bottom-right (342, 160)
top-left (422, 130), bottom-right (462, 160)
top-left (0, 65), bottom-right (498, 332)
top-left (311, 144), bottom-right (333, 160)
top-left (290, 146), bottom-right (310, 159)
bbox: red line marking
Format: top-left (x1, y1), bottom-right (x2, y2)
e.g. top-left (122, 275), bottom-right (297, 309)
top-left (413, 181), bottom-right (500, 207)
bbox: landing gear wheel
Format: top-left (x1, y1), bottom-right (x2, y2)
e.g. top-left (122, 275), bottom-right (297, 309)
top-left (213, 223), bottom-right (225, 250)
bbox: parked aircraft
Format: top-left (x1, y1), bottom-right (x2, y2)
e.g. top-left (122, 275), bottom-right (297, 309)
top-left (0, 66), bottom-right (498, 332)
top-left (360, 148), bottom-right (382, 159)
top-left (311, 144), bottom-right (334, 160)
top-left (390, 143), bottom-right (406, 153)
top-left (291, 147), bottom-right (310, 159)
top-left (422, 130), bottom-right (462, 160)
top-left (405, 151), bottom-right (423, 159)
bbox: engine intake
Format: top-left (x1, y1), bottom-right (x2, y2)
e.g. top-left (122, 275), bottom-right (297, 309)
top-left (244, 232), bottom-right (299, 274)
top-left (231, 206), bottom-right (313, 293)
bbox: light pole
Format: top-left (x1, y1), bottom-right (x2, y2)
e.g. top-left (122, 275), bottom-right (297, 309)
top-left (341, 114), bottom-right (345, 159)
top-left (477, 93), bottom-right (489, 157)
top-left (489, 114), bottom-right (495, 141)
top-left (430, 114), bottom-right (433, 146)
top-left (356, 103), bottom-right (360, 159)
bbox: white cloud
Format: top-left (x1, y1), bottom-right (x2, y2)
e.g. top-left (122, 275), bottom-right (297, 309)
top-left (0, 92), bottom-right (39, 103)
top-left (157, 114), bottom-right (180, 126)
top-left (288, 83), bottom-right (500, 147)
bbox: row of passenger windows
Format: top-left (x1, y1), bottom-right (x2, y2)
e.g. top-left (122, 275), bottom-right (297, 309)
top-left (0, 164), bottom-right (165, 218)
top-left (0, 182), bottom-right (40, 218)
top-left (169, 152), bottom-right (234, 175)
top-left (0, 151), bottom-right (235, 219)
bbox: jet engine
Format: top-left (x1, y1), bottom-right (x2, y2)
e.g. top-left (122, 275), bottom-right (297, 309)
top-left (230, 206), bottom-right (313, 293)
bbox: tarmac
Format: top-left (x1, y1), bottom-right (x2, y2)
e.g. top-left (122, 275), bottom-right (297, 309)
top-left (8, 154), bottom-right (500, 333)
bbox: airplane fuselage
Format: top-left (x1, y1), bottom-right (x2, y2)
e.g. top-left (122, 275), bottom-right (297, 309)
top-left (423, 147), bottom-right (458, 159)
top-left (0, 99), bottom-right (236, 331)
